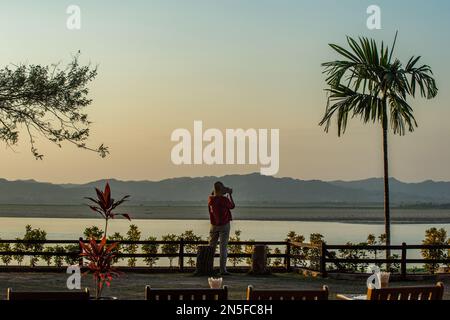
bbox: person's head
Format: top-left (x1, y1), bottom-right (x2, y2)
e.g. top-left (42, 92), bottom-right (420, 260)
top-left (212, 181), bottom-right (230, 196)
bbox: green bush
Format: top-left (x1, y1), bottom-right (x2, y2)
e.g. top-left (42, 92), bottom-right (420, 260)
top-left (0, 241), bottom-right (12, 266)
top-left (23, 225), bottom-right (47, 267)
top-left (271, 247), bottom-right (283, 267)
top-left (228, 230), bottom-right (244, 267)
top-left (42, 246), bottom-right (54, 266)
top-left (83, 226), bottom-right (103, 240)
top-left (421, 228), bottom-right (448, 273)
top-left (64, 244), bottom-right (81, 265)
top-left (142, 236), bottom-right (159, 267)
top-left (53, 245), bottom-right (66, 267)
top-left (108, 232), bottom-right (124, 264)
top-left (125, 225), bottom-right (141, 267)
top-left (13, 239), bottom-right (25, 265)
top-left (161, 234), bottom-right (179, 268)
top-left (285, 231), bottom-right (306, 267)
top-left (180, 230), bottom-right (202, 267)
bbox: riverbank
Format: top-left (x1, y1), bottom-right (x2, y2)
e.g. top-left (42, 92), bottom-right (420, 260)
top-left (1, 204), bottom-right (450, 224)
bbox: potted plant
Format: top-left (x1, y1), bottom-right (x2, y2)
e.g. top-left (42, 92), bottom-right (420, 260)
top-left (80, 237), bottom-right (121, 299)
top-left (80, 182), bottom-right (131, 299)
top-left (85, 182), bottom-right (131, 236)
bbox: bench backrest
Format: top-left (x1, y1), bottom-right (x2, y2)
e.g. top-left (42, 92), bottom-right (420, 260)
top-left (7, 288), bottom-right (90, 300)
top-left (366, 282), bottom-right (444, 301)
top-left (145, 286), bottom-right (228, 301)
top-left (247, 285), bottom-right (329, 301)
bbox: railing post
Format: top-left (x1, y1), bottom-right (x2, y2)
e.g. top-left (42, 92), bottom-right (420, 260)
top-left (320, 242), bottom-right (327, 278)
top-left (78, 237), bottom-right (83, 267)
top-left (179, 238), bottom-right (184, 272)
top-left (285, 241), bottom-right (291, 272)
top-left (401, 242), bottom-right (407, 280)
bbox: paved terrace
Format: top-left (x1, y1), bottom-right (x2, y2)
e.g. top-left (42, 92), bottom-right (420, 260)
top-left (0, 272), bottom-right (449, 300)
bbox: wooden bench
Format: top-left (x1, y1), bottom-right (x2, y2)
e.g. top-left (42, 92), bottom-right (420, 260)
top-left (6, 288), bottom-right (90, 300)
top-left (246, 285), bottom-right (329, 301)
top-left (367, 282), bottom-right (444, 300)
top-left (145, 285), bottom-right (228, 301)
top-left (337, 282), bottom-right (445, 301)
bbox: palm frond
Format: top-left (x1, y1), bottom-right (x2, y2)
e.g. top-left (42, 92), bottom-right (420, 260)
top-left (404, 58), bottom-right (438, 99)
top-left (388, 94), bottom-right (417, 135)
top-left (320, 34), bottom-right (437, 136)
top-left (320, 85), bottom-right (382, 136)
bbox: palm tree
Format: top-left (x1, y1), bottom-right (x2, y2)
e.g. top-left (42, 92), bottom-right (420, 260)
top-left (319, 33), bottom-right (438, 260)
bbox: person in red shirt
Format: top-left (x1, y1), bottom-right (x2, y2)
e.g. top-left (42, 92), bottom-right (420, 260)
top-left (208, 181), bottom-right (235, 275)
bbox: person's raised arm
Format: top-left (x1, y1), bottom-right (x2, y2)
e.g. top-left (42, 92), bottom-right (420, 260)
top-left (227, 190), bottom-right (235, 209)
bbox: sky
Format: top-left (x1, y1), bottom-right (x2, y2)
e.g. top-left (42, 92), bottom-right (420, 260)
top-left (0, 0), bottom-right (450, 183)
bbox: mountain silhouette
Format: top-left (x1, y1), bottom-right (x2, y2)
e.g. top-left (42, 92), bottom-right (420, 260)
top-left (1, 173), bottom-right (450, 205)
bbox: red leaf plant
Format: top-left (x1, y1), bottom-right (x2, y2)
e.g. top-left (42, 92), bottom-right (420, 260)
top-left (82, 182), bottom-right (132, 298)
top-left (86, 182), bottom-right (131, 237)
top-left (80, 237), bottom-right (122, 299)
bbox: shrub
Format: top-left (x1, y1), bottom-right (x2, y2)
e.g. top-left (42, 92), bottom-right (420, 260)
top-left (13, 239), bottom-right (25, 265)
top-left (108, 232), bottom-right (124, 264)
top-left (125, 225), bottom-right (141, 267)
top-left (64, 244), bottom-right (81, 265)
top-left (244, 239), bottom-right (255, 266)
top-left (271, 247), bottom-right (283, 267)
top-left (161, 234), bottom-right (179, 268)
top-left (285, 231), bottom-right (306, 267)
top-left (180, 230), bottom-right (202, 267)
top-left (83, 226), bottom-right (104, 240)
top-left (0, 241), bottom-right (12, 266)
top-left (53, 245), bottom-right (66, 267)
top-left (23, 225), bottom-right (47, 267)
top-left (306, 233), bottom-right (325, 270)
top-left (228, 230), bottom-right (244, 267)
top-left (421, 228), bottom-right (448, 273)
top-left (42, 246), bottom-right (54, 266)
top-left (142, 236), bottom-right (159, 267)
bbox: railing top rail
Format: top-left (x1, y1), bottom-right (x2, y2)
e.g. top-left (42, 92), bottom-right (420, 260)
top-left (325, 244), bottom-right (450, 250)
top-left (326, 257), bottom-right (450, 263)
top-left (0, 239), bottom-right (287, 245)
top-left (403, 244), bottom-right (450, 249)
top-left (289, 241), bottom-right (321, 249)
top-left (326, 245), bottom-right (403, 250)
top-left (0, 240), bottom-right (80, 244)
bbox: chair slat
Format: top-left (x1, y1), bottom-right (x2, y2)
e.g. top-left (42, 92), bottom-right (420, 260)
top-left (247, 285), bottom-right (329, 301)
top-left (366, 282), bottom-right (444, 301)
top-left (145, 286), bottom-right (228, 301)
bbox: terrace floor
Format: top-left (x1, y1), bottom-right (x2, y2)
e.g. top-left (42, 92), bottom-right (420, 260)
top-left (0, 272), bottom-right (449, 300)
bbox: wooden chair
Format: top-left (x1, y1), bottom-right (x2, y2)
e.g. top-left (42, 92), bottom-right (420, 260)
top-left (246, 285), bottom-right (329, 301)
top-left (145, 285), bottom-right (228, 301)
top-left (6, 288), bottom-right (90, 300)
top-left (366, 282), bottom-right (444, 301)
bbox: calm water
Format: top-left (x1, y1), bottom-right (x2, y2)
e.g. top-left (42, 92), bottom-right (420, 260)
top-left (0, 217), bottom-right (448, 244)
top-left (1, 217), bottom-right (448, 266)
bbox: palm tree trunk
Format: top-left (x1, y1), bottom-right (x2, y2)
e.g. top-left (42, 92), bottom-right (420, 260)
top-left (382, 111), bottom-right (391, 267)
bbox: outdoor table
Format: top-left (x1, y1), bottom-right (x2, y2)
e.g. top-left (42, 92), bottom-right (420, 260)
top-left (336, 293), bottom-right (367, 300)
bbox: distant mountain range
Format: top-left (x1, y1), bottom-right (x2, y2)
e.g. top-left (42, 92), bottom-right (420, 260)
top-left (1, 173), bottom-right (450, 206)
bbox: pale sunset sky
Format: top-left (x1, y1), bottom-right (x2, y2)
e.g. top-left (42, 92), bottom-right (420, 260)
top-left (0, 0), bottom-right (449, 183)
